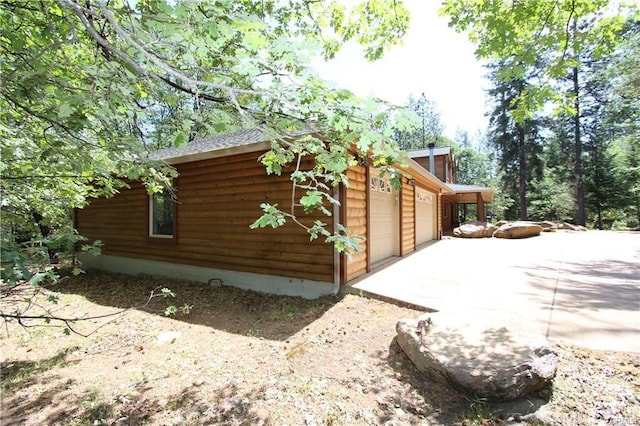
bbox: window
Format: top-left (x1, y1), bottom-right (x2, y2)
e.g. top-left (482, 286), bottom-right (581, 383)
top-left (370, 176), bottom-right (392, 193)
top-left (149, 189), bottom-right (175, 238)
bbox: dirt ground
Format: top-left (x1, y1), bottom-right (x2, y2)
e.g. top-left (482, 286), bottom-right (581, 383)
top-left (2, 271), bottom-right (639, 425)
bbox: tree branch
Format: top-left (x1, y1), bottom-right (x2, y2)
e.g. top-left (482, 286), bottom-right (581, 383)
top-left (0, 175), bottom-right (85, 180)
top-left (1, 285), bottom-right (182, 338)
top-left (2, 41), bottom-right (64, 82)
top-left (94, 1), bottom-right (261, 96)
top-left (2, 93), bottom-right (100, 149)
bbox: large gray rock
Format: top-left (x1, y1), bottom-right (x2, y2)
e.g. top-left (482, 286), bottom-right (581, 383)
top-left (396, 314), bottom-right (558, 402)
top-left (493, 222), bottom-right (543, 239)
top-left (453, 221), bottom-right (497, 238)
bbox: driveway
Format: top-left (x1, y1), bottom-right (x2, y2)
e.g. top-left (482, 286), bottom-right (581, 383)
top-left (350, 230), bottom-right (640, 352)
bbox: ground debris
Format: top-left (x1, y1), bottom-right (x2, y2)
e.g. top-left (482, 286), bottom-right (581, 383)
top-left (1, 271), bottom-right (637, 425)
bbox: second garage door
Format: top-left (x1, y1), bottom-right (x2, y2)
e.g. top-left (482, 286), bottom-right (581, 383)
top-left (415, 187), bottom-right (436, 245)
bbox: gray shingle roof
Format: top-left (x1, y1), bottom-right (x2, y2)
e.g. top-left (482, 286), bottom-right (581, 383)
top-left (149, 128), bottom-right (269, 162)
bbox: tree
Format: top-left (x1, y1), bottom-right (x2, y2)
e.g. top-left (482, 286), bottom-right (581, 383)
top-left (441, 0), bottom-right (634, 225)
top-left (544, 14), bottom-right (640, 228)
top-left (485, 60), bottom-right (544, 221)
top-left (454, 131), bottom-right (489, 185)
top-left (392, 93), bottom-right (444, 150)
top-left (604, 19), bottom-right (640, 227)
top-left (453, 130), bottom-right (513, 222)
top-left (1, 0), bottom-right (413, 326)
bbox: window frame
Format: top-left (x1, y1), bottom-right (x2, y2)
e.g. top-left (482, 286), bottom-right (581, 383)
top-left (148, 187), bottom-right (178, 243)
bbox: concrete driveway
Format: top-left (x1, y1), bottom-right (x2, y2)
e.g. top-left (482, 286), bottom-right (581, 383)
top-left (350, 230), bottom-right (640, 352)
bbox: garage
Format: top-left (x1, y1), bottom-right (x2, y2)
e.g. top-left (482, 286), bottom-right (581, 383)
top-left (369, 169), bottom-right (399, 264)
top-left (415, 187), bottom-right (436, 245)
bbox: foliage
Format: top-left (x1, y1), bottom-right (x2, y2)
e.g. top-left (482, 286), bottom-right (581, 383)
top-left (391, 93), bottom-right (444, 150)
top-left (528, 175), bottom-right (576, 222)
top-left (441, 0), bottom-right (631, 120)
top-left (452, 130), bottom-right (513, 221)
top-left (1, 0), bottom-right (413, 292)
top-left (484, 59), bottom-right (545, 221)
top-left (443, 0), bottom-right (639, 226)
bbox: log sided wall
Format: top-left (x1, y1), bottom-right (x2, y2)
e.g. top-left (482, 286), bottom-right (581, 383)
top-left (342, 164), bottom-right (368, 282)
top-left (401, 178), bottom-right (415, 256)
top-left (76, 151), bottom-right (334, 284)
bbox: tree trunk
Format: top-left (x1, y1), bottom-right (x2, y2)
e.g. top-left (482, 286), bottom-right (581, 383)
top-left (31, 211), bottom-right (57, 264)
top-left (594, 147), bottom-right (602, 230)
top-left (573, 19), bottom-right (586, 226)
top-left (517, 123), bottom-right (528, 221)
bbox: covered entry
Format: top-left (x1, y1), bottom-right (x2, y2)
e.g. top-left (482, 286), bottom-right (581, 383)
top-left (415, 187), bottom-right (436, 245)
top-left (369, 168), bottom-right (399, 264)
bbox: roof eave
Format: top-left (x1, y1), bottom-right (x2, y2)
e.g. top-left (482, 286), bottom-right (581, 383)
top-left (156, 141), bottom-right (272, 165)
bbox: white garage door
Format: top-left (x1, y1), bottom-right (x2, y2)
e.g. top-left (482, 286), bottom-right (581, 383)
top-left (415, 188), bottom-right (435, 245)
top-left (370, 170), bottom-right (399, 264)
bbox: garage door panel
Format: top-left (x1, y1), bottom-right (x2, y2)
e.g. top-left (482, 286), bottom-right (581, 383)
top-left (370, 170), bottom-right (399, 264)
top-left (416, 188), bottom-right (435, 245)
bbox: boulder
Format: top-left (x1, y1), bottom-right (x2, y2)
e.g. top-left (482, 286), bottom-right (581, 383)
top-left (493, 222), bottom-right (543, 239)
top-left (483, 223), bottom-right (498, 237)
top-left (453, 222), bottom-right (485, 238)
top-left (453, 221), bottom-right (496, 238)
top-left (396, 314), bottom-right (558, 402)
top-left (561, 222), bottom-right (587, 231)
top-left (537, 221), bottom-right (557, 232)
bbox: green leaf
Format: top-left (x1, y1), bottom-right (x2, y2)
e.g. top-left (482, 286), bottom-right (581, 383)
top-left (300, 190), bottom-right (323, 213)
top-left (161, 287), bottom-right (176, 298)
top-left (57, 103), bottom-right (73, 119)
top-left (249, 203), bottom-right (286, 229)
top-left (173, 131), bottom-right (187, 146)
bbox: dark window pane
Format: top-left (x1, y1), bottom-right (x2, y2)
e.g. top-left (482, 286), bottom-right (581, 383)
top-left (152, 190), bottom-right (173, 236)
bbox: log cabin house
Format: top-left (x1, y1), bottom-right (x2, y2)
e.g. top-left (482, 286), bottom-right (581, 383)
top-left (408, 144), bottom-right (494, 233)
top-left (76, 129), bottom-right (456, 298)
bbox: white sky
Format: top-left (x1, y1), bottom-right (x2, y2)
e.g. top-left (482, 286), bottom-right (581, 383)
top-left (312, 0), bottom-right (490, 140)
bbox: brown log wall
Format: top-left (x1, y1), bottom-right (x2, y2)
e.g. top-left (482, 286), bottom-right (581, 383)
top-left (401, 179), bottom-right (415, 256)
top-left (413, 156), bottom-right (450, 183)
top-left (343, 165), bottom-right (368, 282)
top-left (76, 151), bottom-right (334, 283)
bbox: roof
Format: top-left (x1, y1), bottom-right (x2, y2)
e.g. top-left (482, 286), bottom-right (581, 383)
top-left (148, 128), bottom-right (453, 193)
top-left (149, 128), bottom-right (271, 164)
top-left (408, 146), bottom-right (451, 158)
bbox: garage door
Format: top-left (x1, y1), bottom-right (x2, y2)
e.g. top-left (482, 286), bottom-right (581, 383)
top-left (369, 170), bottom-right (399, 264)
top-left (415, 188), bottom-right (435, 245)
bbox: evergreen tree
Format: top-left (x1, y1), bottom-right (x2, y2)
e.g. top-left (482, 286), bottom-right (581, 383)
top-left (392, 93), bottom-right (444, 150)
top-left (486, 61), bottom-right (544, 221)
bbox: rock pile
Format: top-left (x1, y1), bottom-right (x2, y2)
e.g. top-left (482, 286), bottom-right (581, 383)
top-left (453, 221), bottom-right (586, 239)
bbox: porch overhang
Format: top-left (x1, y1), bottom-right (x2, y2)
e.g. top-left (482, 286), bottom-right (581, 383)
top-left (446, 183), bottom-right (494, 203)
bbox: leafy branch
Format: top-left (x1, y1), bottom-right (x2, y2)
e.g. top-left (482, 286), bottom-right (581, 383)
top-left (1, 283), bottom-right (191, 338)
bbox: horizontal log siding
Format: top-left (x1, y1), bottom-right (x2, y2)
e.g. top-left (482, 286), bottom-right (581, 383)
top-left (401, 180), bottom-right (415, 256)
top-left (435, 156), bottom-right (447, 182)
top-left (343, 165), bottom-right (367, 282)
top-left (76, 151), bottom-right (334, 283)
top-left (413, 156), bottom-right (448, 183)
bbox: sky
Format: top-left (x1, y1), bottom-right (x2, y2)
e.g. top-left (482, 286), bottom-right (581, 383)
top-left (312, 0), bottom-right (490, 140)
